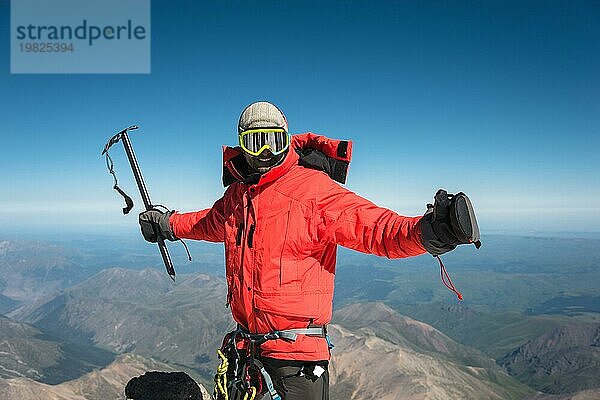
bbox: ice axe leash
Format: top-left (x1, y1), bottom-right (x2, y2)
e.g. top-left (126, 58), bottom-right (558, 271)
top-left (102, 125), bottom-right (190, 281)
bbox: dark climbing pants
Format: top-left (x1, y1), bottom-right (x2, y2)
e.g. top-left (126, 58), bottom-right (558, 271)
top-left (226, 357), bottom-right (329, 400)
top-left (260, 357), bottom-right (329, 400)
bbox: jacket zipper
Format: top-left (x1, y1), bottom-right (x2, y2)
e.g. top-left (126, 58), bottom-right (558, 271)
top-left (227, 221), bottom-right (245, 307)
top-left (227, 190), bottom-right (255, 309)
top-left (228, 191), bottom-right (252, 307)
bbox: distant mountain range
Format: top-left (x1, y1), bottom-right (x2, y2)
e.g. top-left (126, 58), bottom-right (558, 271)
top-left (9, 268), bottom-right (235, 386)
top-left (6, 278), bottom-right (532, 399)
top-left (4, 235), bottom-right (599, 315)
top-left (393, 303), bottom-right (578, 359)
top-left (500, 324), bottom-right (600, 394)
top-left (330, 303), bottom-right (532, 400)
top-left (5, 265), bottom-right (532, 399)
top-left (0, 238), bottom-right (224, 311)
top-left (0, 315), bottom-right (114, 383)
top-left (0, 240), bottom-right (93, 305)
top-left (1, 235), bottom-right (599, 399)
top-left (335, 235), bottom-right (600, 312)
top-left (334, 302), bottom-right (498, 368)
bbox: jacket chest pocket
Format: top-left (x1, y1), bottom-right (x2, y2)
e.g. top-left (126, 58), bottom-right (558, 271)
top-left (255, 199), bottom-right (317, 290)
top-left (278, 209), bottom-right (296, 286)
top-left (253, 202), bottom-right (290, 290)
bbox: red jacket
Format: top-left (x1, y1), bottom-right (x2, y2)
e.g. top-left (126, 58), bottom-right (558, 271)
top-left (169, 133), bottom-right (426, 361)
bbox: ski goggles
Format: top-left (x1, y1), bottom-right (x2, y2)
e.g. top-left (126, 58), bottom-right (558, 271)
top-left (238, 128), bottom-right (290, 156)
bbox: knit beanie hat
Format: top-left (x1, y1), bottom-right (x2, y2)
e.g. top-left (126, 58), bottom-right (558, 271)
top-left (238, 101), bottom-right (288, 133)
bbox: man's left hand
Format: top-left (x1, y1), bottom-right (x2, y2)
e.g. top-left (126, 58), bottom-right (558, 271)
top-left (420, 189), bottom-right (479, 256)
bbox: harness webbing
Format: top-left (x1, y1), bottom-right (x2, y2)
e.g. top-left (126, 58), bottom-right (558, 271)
top-left (238, 326), bottom-right (327, 343)
top-left (214, 325), bottom-right (330, 400)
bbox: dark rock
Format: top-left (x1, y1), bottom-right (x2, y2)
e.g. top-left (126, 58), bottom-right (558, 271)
top-left (125, 371), bottom-right (203, 400)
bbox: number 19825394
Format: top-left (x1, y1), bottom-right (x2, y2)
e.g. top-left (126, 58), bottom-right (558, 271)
top-left (19, 43), bottom-right (75, 52)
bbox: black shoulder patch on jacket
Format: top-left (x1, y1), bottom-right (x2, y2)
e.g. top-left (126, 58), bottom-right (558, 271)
top-left (296, 148), bottom-right (349, 184)
top-left (337, 141), bottom-right (349, 159)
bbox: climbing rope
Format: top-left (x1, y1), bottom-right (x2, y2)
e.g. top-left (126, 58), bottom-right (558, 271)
top-left (214, 349), bottom-right (229, 400)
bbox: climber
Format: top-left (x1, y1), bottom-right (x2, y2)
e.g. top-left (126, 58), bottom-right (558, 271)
top-left (138, 101), bottom-right (480, 400)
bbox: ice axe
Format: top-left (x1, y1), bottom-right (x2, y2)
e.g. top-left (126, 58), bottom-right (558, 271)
top-left (102, 125), bottom-right (178, 281)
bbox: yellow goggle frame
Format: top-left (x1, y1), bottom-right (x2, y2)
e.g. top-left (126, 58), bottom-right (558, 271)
top-left (238, 128), bottom-right (290, 156)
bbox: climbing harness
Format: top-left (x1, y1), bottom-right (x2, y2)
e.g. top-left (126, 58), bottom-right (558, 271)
top-left (102, 125), bottom-right (191, 280)
top-left (214, 325), bottom-right (330, 400)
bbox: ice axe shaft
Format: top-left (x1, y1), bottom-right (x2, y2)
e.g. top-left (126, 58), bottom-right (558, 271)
top-left (119, 130), bottom-right (176, 280)
top-left (120, 129), bottom-right (153, 211)
top-left (103, 126), bottom-right (176, 281)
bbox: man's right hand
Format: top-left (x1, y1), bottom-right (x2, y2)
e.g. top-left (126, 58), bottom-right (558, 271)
top-left (138, 209), bottom-right (177, 243)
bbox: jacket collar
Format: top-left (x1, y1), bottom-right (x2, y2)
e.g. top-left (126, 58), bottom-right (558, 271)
top-left (222, 146), bottom-right (298, 187)
top-left (222, 133), bottom-right (352, 187)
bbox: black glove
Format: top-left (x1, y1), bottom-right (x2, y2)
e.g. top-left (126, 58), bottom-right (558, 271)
top-left (138, 209), bottom-right (178, 243)
top-left (420, 189), bottom-right (481, 256)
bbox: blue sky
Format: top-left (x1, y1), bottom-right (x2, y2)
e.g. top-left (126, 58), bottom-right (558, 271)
top-left (0, 0), bottom-right (598, 234)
